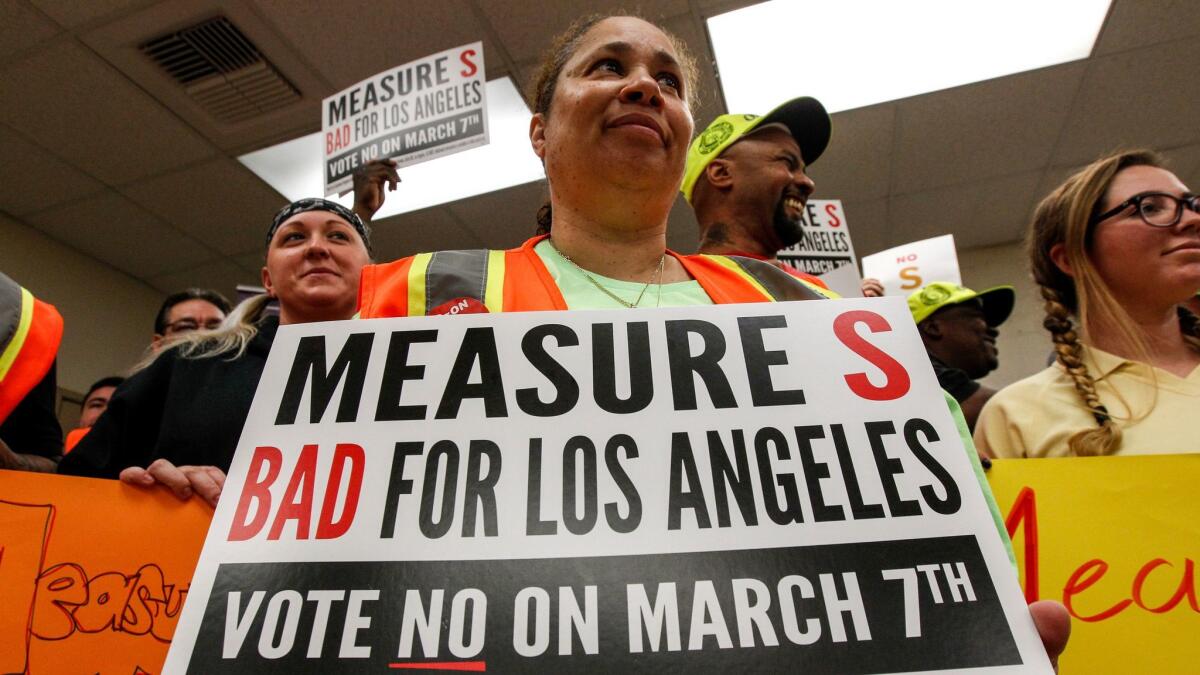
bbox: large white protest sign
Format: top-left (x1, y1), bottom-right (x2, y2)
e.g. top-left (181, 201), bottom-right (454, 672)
top-left (778, 199), bottom-right (861, 297)
top-left (322, 43), bottom-right (487, 196)
top-left (861, 234), bottom-right (961, 298)
top-left (165, 299), bottom-right (1050, 673)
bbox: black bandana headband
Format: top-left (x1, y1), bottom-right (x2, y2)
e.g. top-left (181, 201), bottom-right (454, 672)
top-left (267, 198), bottom-right (371, 251)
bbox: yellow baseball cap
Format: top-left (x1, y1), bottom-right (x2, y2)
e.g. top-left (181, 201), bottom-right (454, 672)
top-left (681, 96), bottom-right (831, 203)
top-left (907, 282), bottom-right (1015, 326)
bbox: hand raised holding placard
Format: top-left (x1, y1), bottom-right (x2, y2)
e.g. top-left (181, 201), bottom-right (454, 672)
top-left (352, 159), bottom-right (400, 223)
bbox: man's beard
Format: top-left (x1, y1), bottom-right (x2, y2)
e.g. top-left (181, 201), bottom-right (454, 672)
top-left (772, 198), bottom-right (804, 249)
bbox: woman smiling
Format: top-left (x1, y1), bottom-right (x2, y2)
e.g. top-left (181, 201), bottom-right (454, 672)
top-left (59, 199), bottom-right (372, 505)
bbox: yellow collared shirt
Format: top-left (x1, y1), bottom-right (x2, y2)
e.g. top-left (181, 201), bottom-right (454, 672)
top-left (975, 345), bottom-right (1200, 458)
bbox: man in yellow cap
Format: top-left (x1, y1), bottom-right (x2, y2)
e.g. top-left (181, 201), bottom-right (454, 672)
top-left (682, 97), bottom-right (834, 295)
top-left (908, 282), bottom-right (1015, 431)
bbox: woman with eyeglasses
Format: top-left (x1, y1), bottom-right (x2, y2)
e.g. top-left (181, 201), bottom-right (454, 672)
top-left (58, 199), bottom-right (373, 504)
top-left (975, 150), bottom-right (1200, 458)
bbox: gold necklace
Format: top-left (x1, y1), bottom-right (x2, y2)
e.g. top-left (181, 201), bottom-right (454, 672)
top-left (550, 239), bottom-right (666, 309)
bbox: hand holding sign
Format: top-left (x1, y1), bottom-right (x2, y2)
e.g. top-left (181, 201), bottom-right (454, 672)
top-left (351, 159), bottom-right (400, 223)
top-left (120, 458), bottom-right (226, 507)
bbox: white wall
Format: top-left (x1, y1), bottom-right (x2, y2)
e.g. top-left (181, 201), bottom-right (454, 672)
top-left (0, 214), bottom-right (163, 394)
top-left (958, 241), bottom-right (1051, 390)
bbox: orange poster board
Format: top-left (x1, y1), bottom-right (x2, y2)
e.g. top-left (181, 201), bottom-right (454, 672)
top-left (0, 470), bottom-right (211, 674)
top-left (988, 455), bottom-right (1200, 674)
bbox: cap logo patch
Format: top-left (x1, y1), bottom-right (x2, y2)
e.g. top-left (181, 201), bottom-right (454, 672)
top-left (698, 121), bottom-right (734, 155)
top-left (919, 286), bottom-right (952, 306)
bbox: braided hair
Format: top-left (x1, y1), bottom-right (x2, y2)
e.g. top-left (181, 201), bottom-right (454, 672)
top-left (1038, 286), bottom-right (1121, 455)
top-left (1028, 149), bottom-right (1198, 455)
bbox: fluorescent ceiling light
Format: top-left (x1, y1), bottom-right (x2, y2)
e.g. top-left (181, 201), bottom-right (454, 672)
top-left (239, 77), bottom-right (544, 218)
top-left (708, 0), bottom-right (1111, 114)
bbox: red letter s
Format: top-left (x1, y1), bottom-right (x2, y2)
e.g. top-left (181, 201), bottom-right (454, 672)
top-left (460, 49), bottom-right (478, 77)
top-left (824, 203), bottom-right (841, 227)
top-left (834, 310), bottom-right (911, 401)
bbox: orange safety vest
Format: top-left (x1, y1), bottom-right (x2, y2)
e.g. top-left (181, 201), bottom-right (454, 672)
top-left (0, 272), bottom-right (64, 423)
top-left (359, 235), bottom-right (836, 318)
top-left (64, 426), bottom-right (90, 453)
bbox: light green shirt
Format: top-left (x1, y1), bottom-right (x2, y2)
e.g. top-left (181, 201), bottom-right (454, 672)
top-left (535, 239), bottom-right (712, 309)
top-left (536, 238), bottom-right (1013, 562)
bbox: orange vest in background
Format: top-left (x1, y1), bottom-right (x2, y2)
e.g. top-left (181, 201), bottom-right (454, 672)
top-left (0, 273), bottom-right (63, 423)
top-left (358, 235), bottom-right (833, 319)
top-left (64, 426), bottom-right (91, 454)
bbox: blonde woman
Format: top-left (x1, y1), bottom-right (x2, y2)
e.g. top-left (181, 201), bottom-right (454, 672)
top-left (58, 199), bottom-right (372, 504)
top-left (976, 150), bottom-right (1200, 457)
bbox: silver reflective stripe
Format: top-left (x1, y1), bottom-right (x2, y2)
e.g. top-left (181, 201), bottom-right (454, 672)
top-left (424, 249), bottom-right (491, 313)
top-left (728, 256), bottom-right (827, 302)
top-left (0, 272), bottom-right (23, 356)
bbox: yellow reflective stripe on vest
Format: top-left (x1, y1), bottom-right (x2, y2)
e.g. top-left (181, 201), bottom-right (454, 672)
top-left (406, 253), bottom-right (433, 317)
top-left (702, 255), bottom-right (774, 300)
top-left (484, 250), bottom-right (505, 313)
top-left (800, 279), bottom-right (841, 299)
top-left (0, 288), bottom-right (34, 381)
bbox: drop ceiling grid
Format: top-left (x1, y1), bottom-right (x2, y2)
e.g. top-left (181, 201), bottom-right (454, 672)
top-left (0, 0), bottom-right (1195, 296)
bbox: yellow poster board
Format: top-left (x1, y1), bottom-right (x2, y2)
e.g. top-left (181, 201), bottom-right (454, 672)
top-left (0, 470), bottom-right (211, 674)
top-left (988, 455), bottom-right (1200, 674)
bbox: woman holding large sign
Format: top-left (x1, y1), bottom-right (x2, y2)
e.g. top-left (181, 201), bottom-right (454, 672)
top-left (354, 14), bottom-right (1069, 664)
top-left (976, 150), bottom-right (1200, 458)
top-left (58, 199), bottom-right (373, 504)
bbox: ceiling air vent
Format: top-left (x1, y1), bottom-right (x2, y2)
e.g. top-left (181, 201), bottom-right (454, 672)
top-left (141, 16), bottom-right (300, 124)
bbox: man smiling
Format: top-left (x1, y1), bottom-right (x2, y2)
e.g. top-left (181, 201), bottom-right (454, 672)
top-left (909, 282), bottom-right (1015, 432)
top-left (682, 97), bottom-right (834, 295)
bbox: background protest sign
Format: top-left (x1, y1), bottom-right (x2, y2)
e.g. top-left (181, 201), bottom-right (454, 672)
top-left (777, 199), bottom-right (861, 297)
top-left (989, 455), bottom-right (1200, 674)
top-left (818, 262), bottom-right (864, 298)
top-left (0, 470), bottom-right (211, 674)
top-left (165, 299), bottom-right (1050, 673)
top-left (861, 234), bottom-right (961, 298)
top-left (322, 42), bottom-right (487, 196)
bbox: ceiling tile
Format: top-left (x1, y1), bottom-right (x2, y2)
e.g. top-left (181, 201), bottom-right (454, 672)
top-left (24, 190), bottom-right (214, 279)
top-left (445, 180), bottom-right (547, 249)
top-left (370, 207), bottom-right (483, 262)
top-left (892, 61), bottom-right (1086, 194)
top-left (1053, 41), bottom-right (1200, 167)
top-left (889, 170), bottom-right (1042, 251)
top-left (1093, 0), bottom-right (1200, 55)
top-left (1161, 143), bottom-right (1200, 189)
top-left (26, 0), bottom-right (143, 28)
top-left (120, 158), bottom-right (285, 255)
top-left (0, 1), bottom-right (61, 63)
top-left (147, 258), bottom-right (252, 298)
top-left (0, 124), bottom-right (106, 215)
top-left (479, 2), bottom-right (689, 64)
top-left (839, 198), bottom-right (890, 258)
top-left (0, 40), bottom-right (215, 185)
top-left (696, 0), bottom-right (769, 12)
top-left (813, 103), bottom-right (895, 202)
top-left (252, 0), bottom-right (504, 87)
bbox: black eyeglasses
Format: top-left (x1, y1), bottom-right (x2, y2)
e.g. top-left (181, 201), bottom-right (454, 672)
top-left (1091, 191), bottom-right (1200, 228)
